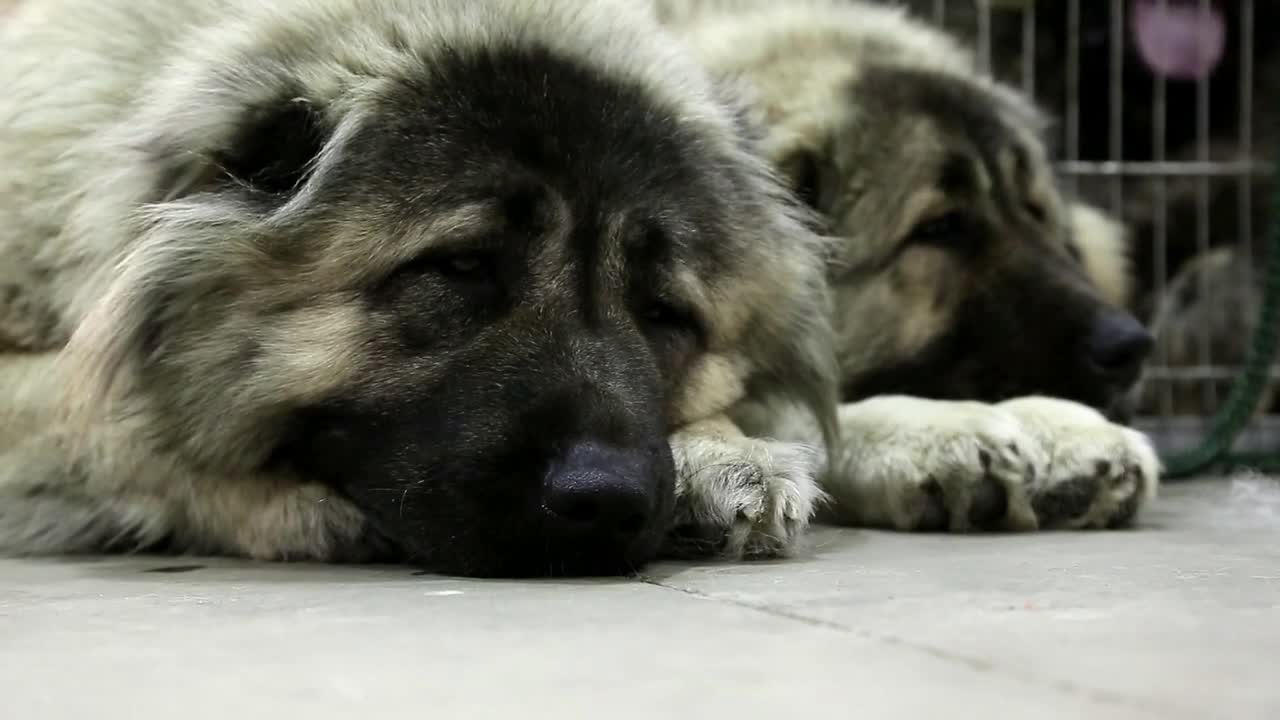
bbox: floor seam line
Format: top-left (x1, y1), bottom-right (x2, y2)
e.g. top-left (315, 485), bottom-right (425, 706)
top-left (640, 576), bottom-right (1186, 719)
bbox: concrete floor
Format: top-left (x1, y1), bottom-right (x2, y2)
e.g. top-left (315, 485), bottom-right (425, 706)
top-left (2, 479), bottom-right (1278, 720)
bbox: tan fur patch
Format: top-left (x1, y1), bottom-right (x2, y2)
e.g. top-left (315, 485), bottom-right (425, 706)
top-left (893, 188), bottom-right (949, 242)
top-left (1069, 202), bottom-right (1133, 308)
top-left (259, 299), bottom-right (370, 404)
top-left (890, 249), bottom-right (955, 354)
top-left (672, 352), bottom-right (749, 426)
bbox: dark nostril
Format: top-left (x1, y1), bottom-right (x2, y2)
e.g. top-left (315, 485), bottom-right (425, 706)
top-left (543, 477), bottom-right (651, 536)
top-left (541, 442), bottom-right (655, 540)
top-left (1088, 311), bottom-right (1155, 376)
top-left (557, 496), bottom-right (599, 525)
top-left (551, 495), bottom-right (644, 534)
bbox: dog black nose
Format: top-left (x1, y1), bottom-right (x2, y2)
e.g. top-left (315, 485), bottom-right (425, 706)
top-left (542, 442), bottom-right (656, 540)
top-left (1086, 310), bottom-right (1154, 384)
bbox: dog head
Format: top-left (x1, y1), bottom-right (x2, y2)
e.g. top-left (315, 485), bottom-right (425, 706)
top-left (61, 0), bottom-right (834, 576)
top-left (779, 63), bottom-right (1151, 416)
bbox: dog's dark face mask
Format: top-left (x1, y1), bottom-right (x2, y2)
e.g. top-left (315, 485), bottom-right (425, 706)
top-left (288, 319), bottom-right (680, 578)
top-left (850, 239), bottom-right (1154, 420)
top-left (252, 47), bottom-right (751, 577)
top-left (833, 206), bottom-right (1153, 420)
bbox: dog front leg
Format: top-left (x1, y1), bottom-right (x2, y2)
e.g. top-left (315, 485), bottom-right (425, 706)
top-left (663, 414), bottom-right (825, 560)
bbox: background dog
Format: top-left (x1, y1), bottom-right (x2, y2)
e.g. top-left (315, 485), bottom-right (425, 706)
top-left (0, 0), bottom-right (840, 576)
top-left (1138, 246), bottom-right (1274, 416)
top-left (886, 0), bottom-right (1278, 417)
top-left (657, 0), bottom-right (1160, 532)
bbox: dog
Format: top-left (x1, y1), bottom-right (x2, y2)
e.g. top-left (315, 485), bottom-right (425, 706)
top-left (882, 0), bottom-right (1278, 423)
top-left (0, 0), bottom-right (842, 576)
top-left (1137, 245), bottom-right (1275, 417)
top-left (656, 0), bottom-right (1161, 531)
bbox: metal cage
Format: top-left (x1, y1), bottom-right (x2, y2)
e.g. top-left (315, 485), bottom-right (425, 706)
top-left (906, 0), bottom-right (1276, 458)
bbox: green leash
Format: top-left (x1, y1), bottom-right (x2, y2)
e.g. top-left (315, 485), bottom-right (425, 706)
top-left (1160, 154), bottom-right (1280, 479)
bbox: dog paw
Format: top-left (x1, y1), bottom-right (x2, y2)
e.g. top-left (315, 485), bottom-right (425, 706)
top-left (1000, 397), bottom-right (1160, 529)
top-left (829, 397), bottom-right (1046, 532)
top-left (828, 396), bottom-right (1161, 533)
top-left (665, 435), bottom-right (824, 560)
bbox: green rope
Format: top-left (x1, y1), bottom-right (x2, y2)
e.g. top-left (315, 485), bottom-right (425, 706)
top-left (1160, 153), bottom-right (1280, 479)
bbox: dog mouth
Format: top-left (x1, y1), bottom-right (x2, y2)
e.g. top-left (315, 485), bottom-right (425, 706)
top-left (1131, 0), bottom-right (1225, 81)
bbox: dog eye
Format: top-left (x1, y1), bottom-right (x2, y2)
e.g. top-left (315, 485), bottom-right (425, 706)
top-left (640, 302), bottom-right (686, 326)
top-left (908, 211), bottom-right (969, 245)
top-left (399, 252), bottom-right (495, 283)
top-left (639, 300), bottom-right (702, 338)
top-left (789, 150), bottom-right (822, 210)
top-left (439, 254), bottom-right (488, 278)
top-left (1025, 201), bottom-right (1048, 224)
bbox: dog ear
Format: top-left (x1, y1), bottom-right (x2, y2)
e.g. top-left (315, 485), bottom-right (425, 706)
top-left (152, 98), bottom-right (330, 202)
top-left (705, 74), bottom-right (828, 216)
top-left (61, 97), bottom-right (333, 436)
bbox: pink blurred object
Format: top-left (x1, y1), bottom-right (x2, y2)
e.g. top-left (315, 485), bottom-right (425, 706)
top-left (1132, 0), bottom-right (1226, 81)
